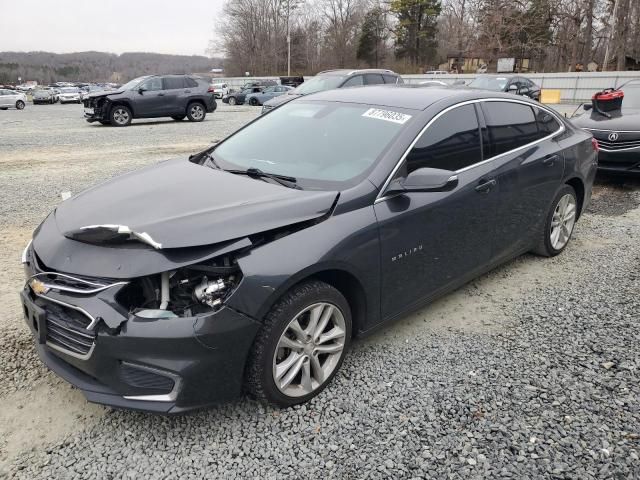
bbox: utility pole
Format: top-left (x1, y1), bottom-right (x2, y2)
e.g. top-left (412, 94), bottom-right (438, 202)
top-left (287, 0), bottom-right (291, 76)
top-left (602, 0), bottom-right (619, 71)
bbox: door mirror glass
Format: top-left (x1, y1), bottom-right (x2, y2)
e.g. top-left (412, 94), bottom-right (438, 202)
top-left (507, 84), bottom-right (518, 92)
top-left (387, 168), bottom-right (458, 194)
top-left (138, 86), bottom-right (147, 94)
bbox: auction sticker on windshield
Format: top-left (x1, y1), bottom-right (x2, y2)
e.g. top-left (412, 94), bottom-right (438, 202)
top-left (362, 108), bottom-right (411, 124)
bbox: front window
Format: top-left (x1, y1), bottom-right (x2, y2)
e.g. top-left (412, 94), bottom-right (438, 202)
top-left (120, 76), bottom-right (150, 90)
top-left (292, 75), bottom-right (346, 95)
top-left (469, 76), bottom-right (509, 91)
top-left (213, 101), bottom-right (413, 188)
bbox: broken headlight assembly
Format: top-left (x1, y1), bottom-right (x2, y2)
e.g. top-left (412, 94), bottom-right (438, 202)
top-left (116, 254), bottom-right (242, 318)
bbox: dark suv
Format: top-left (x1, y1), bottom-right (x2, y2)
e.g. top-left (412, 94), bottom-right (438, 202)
top-left (83, 75), bottom-right (216, 126)
top-left (261, 69), bottom-right (403, 113)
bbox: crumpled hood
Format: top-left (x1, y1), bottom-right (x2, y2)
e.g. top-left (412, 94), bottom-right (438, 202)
top-left (571, 108), bottom-right (640, 130)
top-left (54, 158), bottom-right (338, 249)
top-left (86, 89), bottom-right (123, 99)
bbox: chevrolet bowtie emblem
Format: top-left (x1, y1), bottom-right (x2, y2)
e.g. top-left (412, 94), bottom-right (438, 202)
top-left (29, 278), bottom-right (49, 295)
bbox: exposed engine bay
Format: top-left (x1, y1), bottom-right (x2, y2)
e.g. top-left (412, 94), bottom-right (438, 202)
top-left (117, 254), bottom-right (241, 318)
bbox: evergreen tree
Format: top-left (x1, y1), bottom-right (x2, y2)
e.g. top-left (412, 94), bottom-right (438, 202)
top-left (357, 7), bottom-right (388, 67)
top-left (390, 0), bottom-right (441, 68)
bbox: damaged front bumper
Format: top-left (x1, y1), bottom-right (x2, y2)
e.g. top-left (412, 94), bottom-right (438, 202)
top-left (21, 246), bottom-right (260, 413)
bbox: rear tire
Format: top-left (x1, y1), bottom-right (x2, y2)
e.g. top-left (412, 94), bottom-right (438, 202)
top-left (532, 184), bottom-right (578, 257)
top-left (110, 105), bottom-right (132, 127)
top-left (228, 96), bottom-right (237, 106)
top-left (186, 102), bottom-right (206, 122)
top-left (246, 280), bottom-right (352, 408)
top-left (15, 100), bottom-right (25, 110)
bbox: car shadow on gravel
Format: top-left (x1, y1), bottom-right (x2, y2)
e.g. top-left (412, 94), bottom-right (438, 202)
top-left (588, 174), bottom-right (640, 216)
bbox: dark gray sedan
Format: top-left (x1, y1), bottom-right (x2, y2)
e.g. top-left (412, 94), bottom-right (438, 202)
top-left (21, 86), bottom-right (596, 412)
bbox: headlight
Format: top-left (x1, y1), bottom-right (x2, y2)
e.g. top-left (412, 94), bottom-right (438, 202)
top-left (118, 254), bottom-right (242, 318)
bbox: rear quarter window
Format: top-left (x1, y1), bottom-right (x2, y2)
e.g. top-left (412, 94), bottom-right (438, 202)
top-left (185, 77), bottom-right (199, 88)
top-left (482, 102), bottom-right (539, 156)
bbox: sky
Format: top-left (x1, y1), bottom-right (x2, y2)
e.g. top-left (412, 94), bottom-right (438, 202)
top-left (0, 0), bottom-right (225, 56)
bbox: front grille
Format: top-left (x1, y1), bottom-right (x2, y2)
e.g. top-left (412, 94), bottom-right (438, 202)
top-left (44, 302), bottom-right (96, 357)
top-left (121, 364), bottom-right (175, 394)
top-left (590, 130), bottom-right (640, 151)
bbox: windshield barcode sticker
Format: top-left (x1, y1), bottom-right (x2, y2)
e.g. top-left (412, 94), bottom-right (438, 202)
top-left (362, 108), bottom-right (412, 124)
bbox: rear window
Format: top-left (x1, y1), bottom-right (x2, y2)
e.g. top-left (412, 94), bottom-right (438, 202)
top-left (383, 74), bottom-right (400, 84)
top-left (365, 74), bottom-right (385, 85)
top-left (164, 77), bottom-right (186, 89)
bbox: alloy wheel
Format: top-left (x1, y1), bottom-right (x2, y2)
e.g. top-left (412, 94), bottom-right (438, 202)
top-left (16, 101), bottom-right (25, 110)
top-left (112, 108), bottom-right (130, 125)
top-left (190, 104), bottom-right (204, 120)
top-left (550, 193), bottom-right (576, 250)
top-left (272, 302), bottom-right (346, 398)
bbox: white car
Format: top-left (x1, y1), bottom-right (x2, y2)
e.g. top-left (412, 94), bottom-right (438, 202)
top-left (58, 87), bottom-right (82, 104)
top-left (0, 89), bottom-right (27, 110)
top-left (210, 82), bottom-right (229, 99)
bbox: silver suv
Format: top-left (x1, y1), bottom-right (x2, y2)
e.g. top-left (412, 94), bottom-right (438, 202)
top-left (261, 69), bottom-right (403, 114)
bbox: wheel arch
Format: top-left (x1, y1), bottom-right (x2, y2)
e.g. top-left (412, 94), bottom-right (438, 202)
top-left (246, 265), bottom-right (370, 340)
top-left (565, 176), bottom-right (585, 219)
top-left (108, 99), bottom-right (134, 117)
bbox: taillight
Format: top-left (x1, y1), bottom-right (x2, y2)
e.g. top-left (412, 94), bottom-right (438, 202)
top-left (591, 138), bottom-right (599, 152)
top-left (207, 86), bottom-right (215, 93)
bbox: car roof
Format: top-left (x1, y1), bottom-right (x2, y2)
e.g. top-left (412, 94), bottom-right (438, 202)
top-left (303, 84), bottom-right (523, 110)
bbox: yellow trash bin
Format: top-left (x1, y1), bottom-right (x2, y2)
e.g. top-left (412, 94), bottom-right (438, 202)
top-left (540, 89), bottom-right (562, 104)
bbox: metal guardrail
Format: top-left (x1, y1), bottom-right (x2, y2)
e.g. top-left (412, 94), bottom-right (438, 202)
top-left (210, 72), bottom-right (640, 104)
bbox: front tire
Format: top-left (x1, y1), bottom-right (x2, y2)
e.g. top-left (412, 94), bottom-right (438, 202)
top-left (532, 185), bottom-right (578, 257)
top-left (246, 280), bottom-right (352, 408)
top-left (228, 96), bottom-right (237, 106)
top-left (15, 100), bottom-right (25, 110)
top-left (249, 97), bottom-right (259, 106)
top-left (186, 102), bottom-right (206, 122)
top-left (110, 105), bottom-right (132, 127)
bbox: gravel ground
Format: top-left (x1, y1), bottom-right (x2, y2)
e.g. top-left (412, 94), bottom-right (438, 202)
top-left (1, 103), bottom-right (639, 479)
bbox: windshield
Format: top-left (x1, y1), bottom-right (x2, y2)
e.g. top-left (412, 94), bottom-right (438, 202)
top-left (622, 81), bottom-right (640, 109)
top-left (120, 76), bottom-right (149, 90)
top-left (469, 76), bottom-right (508, 91)
top-left (292, 75), bottom-right (345, 95)
top-left (60, 87), bottom-right (79, 93)
top-left (213, 101), bottom-right (412, 188)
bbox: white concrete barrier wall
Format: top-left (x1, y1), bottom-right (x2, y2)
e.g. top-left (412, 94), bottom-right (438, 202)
top-left (211, 71), bottom-right (640, 104)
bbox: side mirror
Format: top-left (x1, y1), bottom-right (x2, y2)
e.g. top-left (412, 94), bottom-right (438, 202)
top-left (518, 86), bottom-right (530, 95)
top-left (583, 104), bottom-right (593, 111)
top-left (138, 86), bottom-right (147, 94)
top-left (507, 84), bottom-right (518, 92)
top-left (386, 167), bottom-right (458, 195)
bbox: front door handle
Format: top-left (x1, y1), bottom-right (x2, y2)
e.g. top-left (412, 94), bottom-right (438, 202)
top-left (475, 178), bottom-right (497, 193)
top-left (157, 92), bottom-right (165, 96)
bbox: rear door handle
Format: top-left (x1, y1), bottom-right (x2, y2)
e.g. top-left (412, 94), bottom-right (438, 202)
top-left (475, 178), bottom-right (497, 193)
top-left (543, 154), bottom-right (559, 166)
top-left (158, 93), bottom-right (165, 96)
top-left (184, 90), bottom-right (191, 93)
